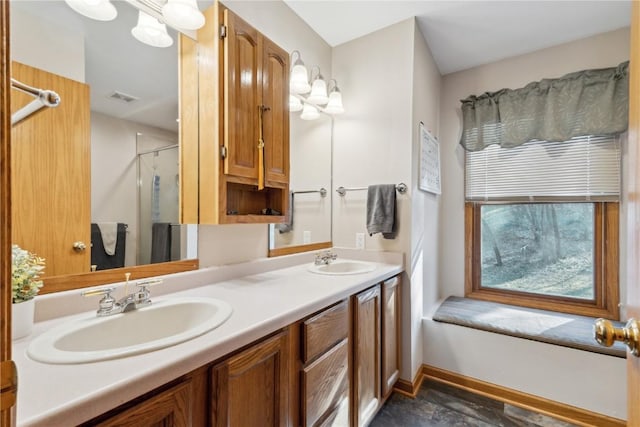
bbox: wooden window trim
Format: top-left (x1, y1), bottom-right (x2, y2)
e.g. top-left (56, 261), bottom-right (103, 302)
top-left (465, 202), bottom-right (619, 320)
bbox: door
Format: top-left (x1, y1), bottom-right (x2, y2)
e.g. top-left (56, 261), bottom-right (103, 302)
top-left (626, 3), bottom-right (640, 424)
top-left (11, 62), bottom-right (90, 277)
top-left (262, 36), bottom-right (289, 187)
top-left (223, 9), bottom-right (260, 183)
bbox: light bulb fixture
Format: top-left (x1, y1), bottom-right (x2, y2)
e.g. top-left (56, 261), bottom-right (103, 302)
top-left (64, 0), bottom-right (117, 21)
top-left (324, 79), bottom-right (345, 115)
top-left (289, 50), bottom-right (345, 120)
top-left (132, 11), bottom-right (173, 48)
top-left (161, 0), bottom-right (205, 31)
top-left (300, 103), bottom-right (320, 120)
top-left (289, 51), bottom-right (311, 95)
top-left (289, 95), bottom-right (303, 112)
top-left (306, 67), bottom-right (329, 105)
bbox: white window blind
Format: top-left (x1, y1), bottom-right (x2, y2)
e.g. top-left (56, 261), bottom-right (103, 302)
top-left (465, 135), bottom-right (621, 202)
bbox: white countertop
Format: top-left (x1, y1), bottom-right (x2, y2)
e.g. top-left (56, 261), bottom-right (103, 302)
top-left (12, 250), bottom-right (403, 426)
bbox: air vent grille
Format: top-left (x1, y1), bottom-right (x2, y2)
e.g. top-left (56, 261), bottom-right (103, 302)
top-left (108, 91), bottom-right (140, 103)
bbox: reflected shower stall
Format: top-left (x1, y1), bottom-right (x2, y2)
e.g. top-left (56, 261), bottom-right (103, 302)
top-left (137, 133), bottom-right (180, 265)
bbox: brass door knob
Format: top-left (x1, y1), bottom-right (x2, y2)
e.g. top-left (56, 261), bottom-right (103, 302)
top-left (72, 241), bottom-right (87, 252)
top-left (594, 318), bottom-right (640, 357)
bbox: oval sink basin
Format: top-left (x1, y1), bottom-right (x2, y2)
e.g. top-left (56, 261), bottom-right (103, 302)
top-left (308, 260), bottom-right (376, 275)
top-left (27, 297), bottom-right (232, 364)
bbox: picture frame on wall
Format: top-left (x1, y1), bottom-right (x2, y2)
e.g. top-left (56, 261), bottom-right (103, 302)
top-left (419, 122), bottom-right (441, 195)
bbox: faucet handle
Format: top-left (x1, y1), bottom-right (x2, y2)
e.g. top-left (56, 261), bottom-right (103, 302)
top-left (136, 279), bottom-right (163, 289)
top-left (81, 287), bottom-right (117, 315)
top-left (135, 279), bottom-right (162, 305)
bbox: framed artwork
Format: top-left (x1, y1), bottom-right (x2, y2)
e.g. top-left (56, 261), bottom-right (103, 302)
top-left (419, 122), bottom-right (441, 194)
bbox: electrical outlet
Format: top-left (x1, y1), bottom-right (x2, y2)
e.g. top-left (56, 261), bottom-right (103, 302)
top-left (303, 231), bottom-right (311, 244)
top-left (355, 233), bottom-right (365, 249)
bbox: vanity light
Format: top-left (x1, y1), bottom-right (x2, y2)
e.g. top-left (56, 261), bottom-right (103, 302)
top-left (64, 0), bottom-right (117, 21)
top-left (289, 95), bottom-right (303, 112)
top-left (300, 103), bottom-right (320, 121)
top-left (161, 0), bottom-right (205, 31)
top-left (290, 51), bottom-right (311, 94)
top-left (306, 67), bottom-right (329, 105)
top-left (323, 80), bottom-right (345, 115)
top-left (132, 11), bottom-right (173, 48)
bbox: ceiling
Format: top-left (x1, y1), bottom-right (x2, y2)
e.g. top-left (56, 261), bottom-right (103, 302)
top-left (283, 1), bottom-right (632, 75)
top-left (11, 1), bottom-right (632, 132)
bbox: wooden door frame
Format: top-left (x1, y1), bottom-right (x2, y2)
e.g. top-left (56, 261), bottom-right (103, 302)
top-left (1, 0), bottom-right (15, 425)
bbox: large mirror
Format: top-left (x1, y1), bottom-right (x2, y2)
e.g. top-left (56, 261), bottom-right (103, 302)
top-left (268, 113), bottom-right (333, 255)
top-left (10, 0), bottom-right (197, 286)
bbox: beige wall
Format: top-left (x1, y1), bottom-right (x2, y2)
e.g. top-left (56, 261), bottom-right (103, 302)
top-left (428, 28), bottom-right (630, 419)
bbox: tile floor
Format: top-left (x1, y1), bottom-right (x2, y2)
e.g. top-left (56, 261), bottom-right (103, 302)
top-left (370, 380), bottom-right (578, 427)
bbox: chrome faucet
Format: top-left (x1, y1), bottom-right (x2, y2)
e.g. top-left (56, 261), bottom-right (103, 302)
top-left (315, 250), bottom-right (338, 265)
top-left (82, 279), bottom-right (162, 317)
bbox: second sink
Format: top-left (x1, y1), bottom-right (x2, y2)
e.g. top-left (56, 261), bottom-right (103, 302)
top-left (308, 260), bottom-right (377, 275)
top-left (27, 296), bottom-right (232, 364)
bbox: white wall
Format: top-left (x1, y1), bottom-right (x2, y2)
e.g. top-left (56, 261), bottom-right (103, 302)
top-left (198, 0), bottom-right (332, 266)
top-left (10, 5), bottom-right (84, 82)
top-left (429, 28), bottom-right (630, 419)
top-left (91, 112), bottom-right (178, 267)
top-left (332, 18), bottom-right (442, 381)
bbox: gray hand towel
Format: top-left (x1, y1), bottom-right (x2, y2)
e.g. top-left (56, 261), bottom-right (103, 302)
top-left (275, 191), bottom-right (294, 233)
top-left (366, 184), bottom-right (397, 239)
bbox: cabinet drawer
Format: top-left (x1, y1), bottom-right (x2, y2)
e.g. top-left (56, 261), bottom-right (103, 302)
top-left (302, 339), bottom-right (349, 427)
top-left (302, 300), bottom-right (349, 363)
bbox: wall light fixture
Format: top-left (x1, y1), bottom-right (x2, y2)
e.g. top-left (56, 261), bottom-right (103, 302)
top-left (289, 51), bottom-right (344, 120)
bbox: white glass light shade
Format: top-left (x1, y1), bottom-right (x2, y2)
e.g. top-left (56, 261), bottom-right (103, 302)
top-left (289, 95), bottom-right (303, 112)
top-left (162, 0), bottom-right (205, 30)
top-left (306, 78), bottom-right (328, 105)
top-left (65, 0), bottom-right (117, 21)
top-left (132, 11), bottom-right (173, 48)
top-left (290, 64), bottom-right (311, 94)
top-left (324, 90), bottom-right (344, 114)
top-left (300, 103), bottom-right (319, 120)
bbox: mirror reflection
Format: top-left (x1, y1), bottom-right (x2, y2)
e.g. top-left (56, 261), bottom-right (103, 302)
top-left (269, 113), bottom-right (332, 252)
top-left (10, 0), bottom-right (195, 277)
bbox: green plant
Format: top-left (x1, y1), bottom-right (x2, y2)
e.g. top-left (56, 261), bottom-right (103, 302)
top-left (12, 244), bottom-right (45, 303)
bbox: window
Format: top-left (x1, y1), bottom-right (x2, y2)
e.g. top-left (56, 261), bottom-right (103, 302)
top-left (464, 137), bottom-right (620, 319)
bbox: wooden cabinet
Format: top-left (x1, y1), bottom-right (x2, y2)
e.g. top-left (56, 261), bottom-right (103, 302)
top-left (300, 300), bottom-right (350, 427)
top-left (211, 331), bottom-right (290, 427)
top-left (381, 276), bottom-right (401, 398)
top-left (352, 285), bottom-right (381, 427)
top-left (181, 2), bottom-right (289, 224)
top-left (89, 380), bottom-right (193, 427)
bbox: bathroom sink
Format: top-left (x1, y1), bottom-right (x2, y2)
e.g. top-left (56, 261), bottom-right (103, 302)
top-left (27, 297), bottom-right (232, 364)
top-left (308, 260), bottom-right (376, 275)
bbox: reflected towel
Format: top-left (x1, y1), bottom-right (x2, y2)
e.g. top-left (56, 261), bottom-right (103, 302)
top-left (97, 222), bottom-right (118, 255)
top-left (151, 222), bottom-right (172, 263)
top-left (366, 184), bottom-right (397, 239)
top-left (275, 191), bottom-right (294, 233)
top-left (91, 223), bottom-right (126, 270)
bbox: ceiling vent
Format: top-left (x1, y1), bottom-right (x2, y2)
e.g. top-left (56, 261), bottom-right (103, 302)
top-left (107, 91), bottom-right (139, 103)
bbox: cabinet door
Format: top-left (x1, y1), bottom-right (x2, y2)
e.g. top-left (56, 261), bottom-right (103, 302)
top-left (223, 9), bottom-right (260, 182)
top-left (352, 285), bottom-right (381, 427)
top-left (381, 276), bottom-right (401, 398)
top-left (93, 380), bottom-right (192, 427)
top-left (211, 331), bottom-right (290, 427)
top-left (261, 36), bottom-right (289, 186)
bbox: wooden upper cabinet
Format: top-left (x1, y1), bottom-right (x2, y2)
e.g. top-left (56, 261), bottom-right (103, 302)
top-left (223, 9), bottom-right (260, 183)
top-left (262, 37), bottom-right (290, 187)
top-left (184, 2), bottom-right (290, 224)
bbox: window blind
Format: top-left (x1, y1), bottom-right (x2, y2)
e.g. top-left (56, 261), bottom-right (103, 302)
top-left (465, 135), bottom-right (621, 202)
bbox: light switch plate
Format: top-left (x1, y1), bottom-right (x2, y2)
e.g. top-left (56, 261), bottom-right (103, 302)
top-left (303, 230), bottom-right (311, 244)
top-left (355, 232), bottom-right (365, 249)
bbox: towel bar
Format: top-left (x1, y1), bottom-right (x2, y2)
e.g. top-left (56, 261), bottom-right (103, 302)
top-left (336, 183), bottom-right (407, 197)
top-left (292, 188), bottom-right (327, 197)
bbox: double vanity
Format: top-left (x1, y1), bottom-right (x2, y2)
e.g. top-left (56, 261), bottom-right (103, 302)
top-left (13, 250), bottom-right (403, 426)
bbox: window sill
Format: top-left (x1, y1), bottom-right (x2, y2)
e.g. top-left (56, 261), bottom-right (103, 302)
top-left (432, 296), bottom-right (626, 358)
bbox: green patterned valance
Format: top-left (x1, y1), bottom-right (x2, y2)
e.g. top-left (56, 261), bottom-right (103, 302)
top-left (460, 61), bottom-right (629, 152)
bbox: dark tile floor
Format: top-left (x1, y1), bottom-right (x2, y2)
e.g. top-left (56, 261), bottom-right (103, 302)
top-left (370, 380), bottom-right (578, 427)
